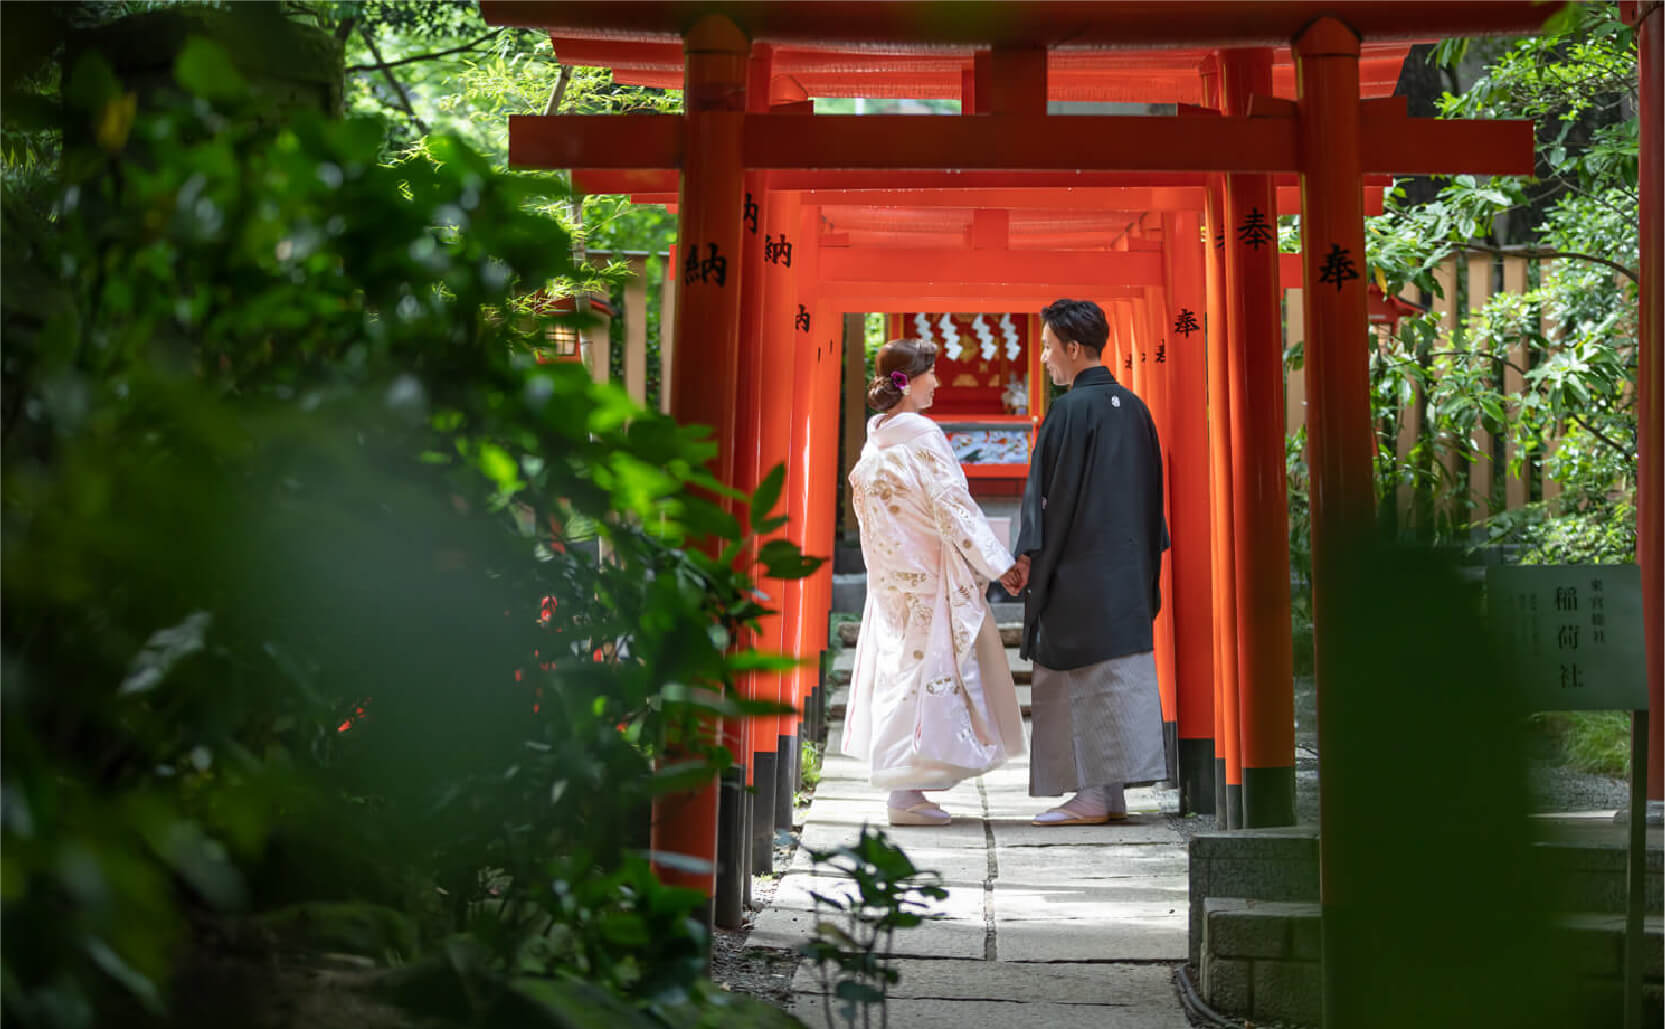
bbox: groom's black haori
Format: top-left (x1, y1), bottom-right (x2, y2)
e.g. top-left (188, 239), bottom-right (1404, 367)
top-left (1016, 331), bottom-right (1169, 672)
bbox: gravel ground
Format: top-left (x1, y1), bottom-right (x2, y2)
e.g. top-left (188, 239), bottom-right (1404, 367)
top-left (709, 830), bottom-right (804, 1007)
top-left (1526, 748), bottom-right (1630, 811)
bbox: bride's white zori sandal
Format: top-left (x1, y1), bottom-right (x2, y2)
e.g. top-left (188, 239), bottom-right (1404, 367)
top-left (887, 790), bottom-right (952, 826)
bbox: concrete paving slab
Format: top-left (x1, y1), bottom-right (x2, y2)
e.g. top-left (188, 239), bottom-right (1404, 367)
top-left (991, 816), bottom-right (1180, 847)
top-left (751, 905), bottom-right (987, 959)
top-left (790, 958), bottom-right (1182, 1005)
top-left (797, 778), bottom-right (885, 802)
top-left (994, 877), bottom-right (1189, 914)
top-left (770, 871), bottom-right (987, 921)
top-left (758, 712), bottom-right (1191, 1018)
top-left (978, 792), bottom-right (1169, 821)
top-left (790, 992), bottom-right (1190, 1029)
top-left (794, 794), bottom-right (892, 820)
top-left (995, 914), bottom-right (1189, 962)
top-left (991, 880), bottom-right (1188, 962)
top-left (787, 841), bottom-right (991, 883)
top-left (996, 843), bottom-right (1189, 882)
top-left (796, 808), bottom-right (992, 850)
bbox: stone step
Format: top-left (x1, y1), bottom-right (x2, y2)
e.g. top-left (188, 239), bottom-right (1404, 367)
top-left (1201, 897), bottom-right (1662, 1025)
top-left (833, 542), bottom-right (866, 575)
top-left (1187, 820), bottom-right (1664, 968)
top-left (830, 572), bottom-right (866, 613)
top-left (838, 619), bottom-right (1024, 649)
top-left (1532, 818), bottom-right (1665, 916)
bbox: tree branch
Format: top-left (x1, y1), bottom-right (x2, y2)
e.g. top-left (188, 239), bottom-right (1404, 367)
top-left (543, 64), bottom-right (571, 116)
top-left (358, 25), bottom-right (430, 136)
top-left (1566, 413), bottom-right (1633, 457)
top-left (1454, 242), bottom-right (1638, 284)
top-left (345, 28), bottom-right (505, 73)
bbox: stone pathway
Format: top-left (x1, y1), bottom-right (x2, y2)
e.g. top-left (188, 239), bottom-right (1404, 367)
top-left (752, 725), bottom-right (1194, 1028)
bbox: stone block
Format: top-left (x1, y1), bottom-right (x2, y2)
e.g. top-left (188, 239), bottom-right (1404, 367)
top-left (1253, 958), bottom-right (1322, 1025)
top-left (1188, 829), bottom-right (1319, 968)
top-left (1554, 914), bottom-right (1624, 977)
top-left (1290, 910), bottom-right (1323, 960)
top-left (1552, 912), bottom-right (1665, 980)
top-left (1201, 954), bottom-right (1251, 1015)
top-left (1189, 826), bottom-right (1319, 862)
top-left (1206, 897), bottom-right (1294, 959)
top-left (1529, 825), bottom-right (1664, 916)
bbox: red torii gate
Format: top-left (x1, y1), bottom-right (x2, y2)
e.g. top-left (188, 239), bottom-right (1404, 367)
top-left (479, 0), bottom-right (1639, 970)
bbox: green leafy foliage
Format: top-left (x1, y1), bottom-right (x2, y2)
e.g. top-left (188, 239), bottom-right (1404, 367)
top-left (2, 23), bottom-right (807, 1029)
top-left (798, 828), bottom-right (947, 1029)
top-left (1356, 3), bottom-right (1636, 551)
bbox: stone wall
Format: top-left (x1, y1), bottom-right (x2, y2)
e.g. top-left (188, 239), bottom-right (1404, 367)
top-left (1202, 897), bottom-right (1663, 1027)
top-left (1201, 898), bottom-right (1322, 1025)
top-left (1187, 826), bottom-right (1318, 968)
top-left (1191, 824), bottom-right (1664, 1025)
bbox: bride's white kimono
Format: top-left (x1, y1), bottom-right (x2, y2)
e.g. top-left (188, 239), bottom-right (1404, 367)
top-left (840, 412), bottom-right (1026, 789)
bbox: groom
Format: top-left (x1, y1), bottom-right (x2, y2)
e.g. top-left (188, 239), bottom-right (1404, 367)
top-left (1000, 299), bottom-right (1169, 825)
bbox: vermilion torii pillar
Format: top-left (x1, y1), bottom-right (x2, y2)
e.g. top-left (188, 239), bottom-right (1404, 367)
top-left (782, 203), bottom-right (823, 831)
top-left (1161, 209), bottom-right (1217, 814)
top-left (1291, 19), bottom-right (1401, 1028)
top-left (714, 47), bottom-right (771, 930)
top-left (755, 184), bottom-right (803, 870)
top-left (1200, 61), bottom-right (1247, 829)
top-left (651, 13), bottom-right (748, 924)
top-left (1221, 47), bottom-right (1298, 829)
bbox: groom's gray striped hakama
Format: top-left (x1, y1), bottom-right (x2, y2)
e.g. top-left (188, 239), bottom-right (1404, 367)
top-left (1028, 650), bottom-right (1168, 797)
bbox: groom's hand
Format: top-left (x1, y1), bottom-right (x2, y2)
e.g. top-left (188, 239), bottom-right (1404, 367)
top-left (1000, 555), bottom-right (1030, 594)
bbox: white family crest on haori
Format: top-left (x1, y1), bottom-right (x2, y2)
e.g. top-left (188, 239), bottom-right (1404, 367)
top-left (841, 413), bottom-right (1026, 789)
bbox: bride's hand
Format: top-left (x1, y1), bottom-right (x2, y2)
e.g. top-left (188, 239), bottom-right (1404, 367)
top-left (999, 556), bottom-right (1029, 594)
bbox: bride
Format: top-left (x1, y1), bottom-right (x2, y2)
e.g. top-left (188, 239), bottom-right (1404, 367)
top-left (841, 338), bottom-right (1026, 825)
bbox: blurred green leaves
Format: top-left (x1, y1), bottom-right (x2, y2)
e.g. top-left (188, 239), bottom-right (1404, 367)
top-left (2, 22), bottom-right (815, 1029)
top-left (799, 827), bottom-right (947, 1027)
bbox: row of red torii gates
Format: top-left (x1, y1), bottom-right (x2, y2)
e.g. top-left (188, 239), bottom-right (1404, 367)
top-left (481, 0), bottom-right (1663, 934)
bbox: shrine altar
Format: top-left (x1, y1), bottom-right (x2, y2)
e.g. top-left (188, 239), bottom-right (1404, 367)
top-left (888, 310), bottom-right (1042, 485)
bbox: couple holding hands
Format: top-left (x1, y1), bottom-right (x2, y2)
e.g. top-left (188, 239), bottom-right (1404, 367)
top-left (842, 299), bottom-right (1170, 827)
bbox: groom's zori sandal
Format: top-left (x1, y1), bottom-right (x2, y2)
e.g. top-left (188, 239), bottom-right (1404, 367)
top-left (1032, 807), bottom-right (1130, 826)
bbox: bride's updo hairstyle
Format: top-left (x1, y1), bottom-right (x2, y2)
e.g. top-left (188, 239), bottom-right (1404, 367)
top-left (868, 337), bottom-right (938, 412)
